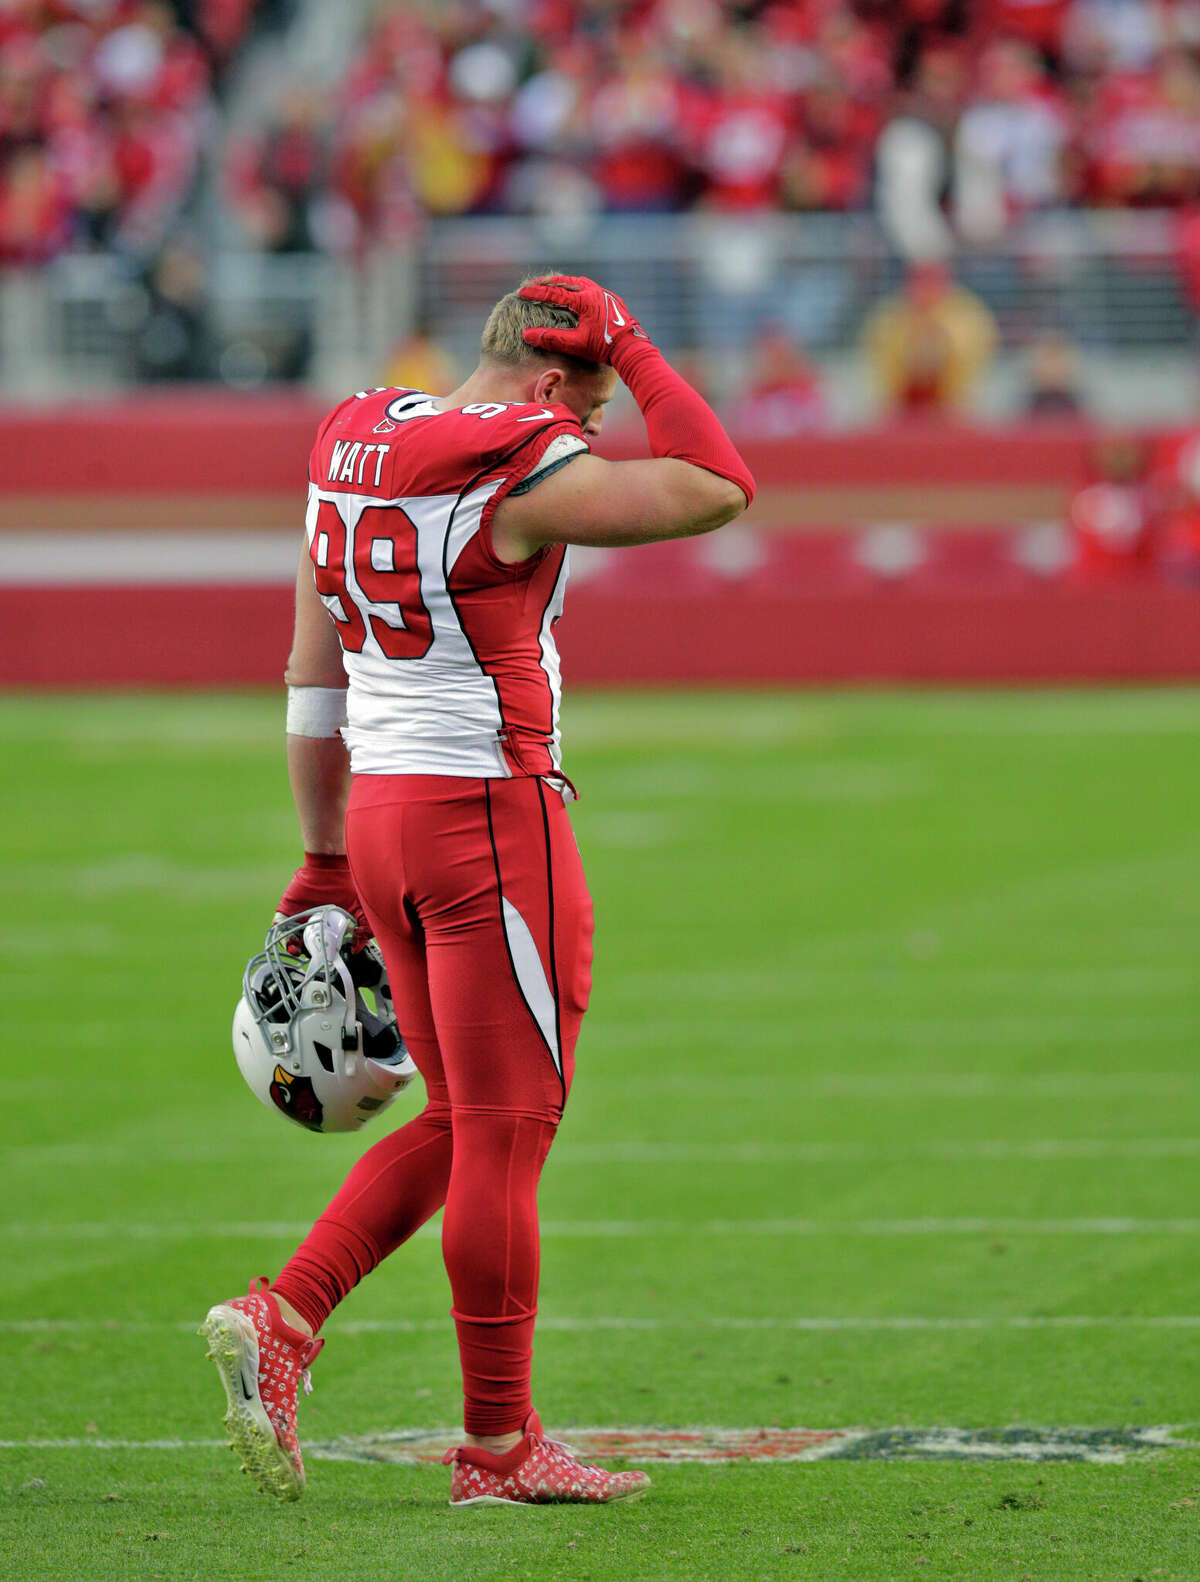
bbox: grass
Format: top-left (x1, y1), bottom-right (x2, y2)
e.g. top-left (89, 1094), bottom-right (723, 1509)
top-left (1, 687), bottom-right (1199, 1580)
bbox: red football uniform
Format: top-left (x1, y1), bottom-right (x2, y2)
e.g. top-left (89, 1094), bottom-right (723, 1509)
top-left (274, 387), bottom-right (595, 1435)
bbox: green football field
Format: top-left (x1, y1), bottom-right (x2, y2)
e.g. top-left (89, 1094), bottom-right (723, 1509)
top-left (2, 687), bottom-right (1199, 1581)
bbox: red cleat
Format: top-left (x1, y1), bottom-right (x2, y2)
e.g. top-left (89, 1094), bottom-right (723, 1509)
top-left (443, 1412), bottom-right (651, 1507)
top-left (199, 1276), bottom-right (324, 1501)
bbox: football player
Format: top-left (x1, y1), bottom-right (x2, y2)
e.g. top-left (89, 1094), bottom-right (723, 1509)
top-left (201, 274), bottom-right (755, 1507)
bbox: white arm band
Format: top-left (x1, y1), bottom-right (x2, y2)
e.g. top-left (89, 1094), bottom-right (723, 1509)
top-left (286, 685), bottom-right (348, 738)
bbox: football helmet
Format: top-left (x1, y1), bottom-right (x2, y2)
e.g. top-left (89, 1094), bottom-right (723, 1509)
top-left (232, 906), bottom-right (418, 1133)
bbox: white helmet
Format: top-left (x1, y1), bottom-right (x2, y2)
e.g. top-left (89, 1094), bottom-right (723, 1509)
top-left (232, 905), bottom-right (418, 1133)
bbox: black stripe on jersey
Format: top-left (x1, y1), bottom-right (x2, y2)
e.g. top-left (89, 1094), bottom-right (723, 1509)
top-left (507, 448), bottom-right (585, 496)
top-left (529, 546), bottom-right (569, 747)
top-left (441, 422), bottom-right (580, 758)
top-left (483, 780), bottom-right (566, 1106)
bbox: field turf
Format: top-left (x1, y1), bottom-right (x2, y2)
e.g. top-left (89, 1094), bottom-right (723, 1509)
top-left (1, 687), bottom-right (1199, 1581)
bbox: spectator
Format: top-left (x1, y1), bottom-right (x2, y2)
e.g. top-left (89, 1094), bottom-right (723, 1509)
top-left (1062, 0), bottom-right (1164, 76)
top-left (781, 68), bottom-right (880, 213)
top-left (954, 38), bottom-right (1070, 243)
top-left (725, 324), bottom-right (828, 434)
top-left (862, 261), bottom-right (998, 414)
top-left (11, 0), bottom-right (1200, 287)
top-left (0, 147), bottom-right (71, 264)
top-left (875, 46), bottom-right (966, 261)
top-left (380, 322), bottom-right (459, 394)
top-left (1150, 429), bottom-right (1200, 585)
top-left (226, 90), bottom-right (327, 253)
top-left (0, 0), bottom-right (211, 267)
top-left (587, 42), bottom-right (693, 211)
top-left (198, 0), bottom-right (277, 82)
top-left (1067, 432), bottom-right (1154, 579)
top-left (130, 238), bottom-right (211, 381)
top-left (1023, 329), bottom-right (1085, 415)
top-left (983, 0), bottom-right (1074, 67)
top-left (1085, 48), bottom-right (1200, 206)
top-left (689, 29), bottom-right (793, 211)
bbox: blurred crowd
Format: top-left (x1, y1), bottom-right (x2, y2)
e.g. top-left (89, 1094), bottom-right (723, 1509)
top-left (1061, 428), bottom-right (1200, 583)
top-left (7, 0), bottom-right (1200, 407)
top-left (8, 0), bottom-right (1200, 267)
top-left (222, 0), bottom-right (1200, 256)
top-left (0, 0), bottom-right (277, 266)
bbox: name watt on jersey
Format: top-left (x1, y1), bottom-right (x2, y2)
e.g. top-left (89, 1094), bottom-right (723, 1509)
top-left (328, 441), bottom-right (392, 490)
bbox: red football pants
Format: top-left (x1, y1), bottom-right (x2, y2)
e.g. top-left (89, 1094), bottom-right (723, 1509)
top-left (272, 773), bottom-right (592, 1434)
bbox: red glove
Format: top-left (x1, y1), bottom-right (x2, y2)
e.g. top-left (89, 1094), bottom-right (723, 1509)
top-left (275, 852), bottom-right (369, 947)
top-left (519, 275), bottom-right (650, 368)
top-left (521, 275), bottom-right (755, 508)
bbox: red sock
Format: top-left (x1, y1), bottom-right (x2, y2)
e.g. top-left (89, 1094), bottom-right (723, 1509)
top-left (442, 1110), bottom-right (557, 1435)
top-left (451, 1311), bottom-right (539, 1436)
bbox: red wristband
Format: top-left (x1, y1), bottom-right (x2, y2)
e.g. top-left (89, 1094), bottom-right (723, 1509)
top-left (612, 340), bottom-right (756, 507)
top-left (303, 851), bottom-right (350, 871)
top-left (276, 851), bottom-right (366, 944)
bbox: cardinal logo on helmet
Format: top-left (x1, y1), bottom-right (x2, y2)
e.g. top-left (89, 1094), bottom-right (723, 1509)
top-left (269, 1065), bottom-right (325, 1132)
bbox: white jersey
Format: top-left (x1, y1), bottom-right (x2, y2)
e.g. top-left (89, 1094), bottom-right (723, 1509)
top-left (305, 388), bottom-right (589, 780)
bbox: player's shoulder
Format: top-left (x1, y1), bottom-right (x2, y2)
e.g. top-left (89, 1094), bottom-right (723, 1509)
top-left (312, 387), bottom-right (412, 448)
top-left (311, 388), bottom-right (586, 497)
top-left (413, 399), bottom-right (586, 496)
top-left (315, 389), bottom-right (581, 443)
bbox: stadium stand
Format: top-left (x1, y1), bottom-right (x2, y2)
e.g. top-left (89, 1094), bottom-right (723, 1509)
top-left (2, 2), bottom-right (1198, 682)
top-left (2, 400), bottom-right (1198, 685)
top-left (9, 0), bottom-right (1200, 261)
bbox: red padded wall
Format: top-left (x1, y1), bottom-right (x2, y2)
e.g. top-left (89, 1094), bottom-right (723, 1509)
top-left (2, 399), bottom-right (1197, 685)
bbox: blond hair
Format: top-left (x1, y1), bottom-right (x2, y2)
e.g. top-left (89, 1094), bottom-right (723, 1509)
top-left (480, 274), bottom-right (596, 371)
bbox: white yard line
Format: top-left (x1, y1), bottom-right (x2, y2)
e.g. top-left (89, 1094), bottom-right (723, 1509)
top-left (11, 1137), bottom-right (1200, 1168)
top-left (0, 1425), bottom-right (1190, 1465)
top-left (561, 691), bottom-right (1200, 746)
top-left (5, 854), bottom-right (284, 899)
top-left (5, 1217), bottom-right (1200, 1240)
top-left (4, 1314), bottom-right (1200, 1336)
top-left (0, 1438), bottom-right (229, 1450)
top-left (555, 1138), bottom-right (1200, 1164)
top-left (588, 1018), bottom-right (1198, 1047)
top-left (619, 964), bottom-right (1197, 994)
top-left (622, 1072), bottom-right (1200, 1097)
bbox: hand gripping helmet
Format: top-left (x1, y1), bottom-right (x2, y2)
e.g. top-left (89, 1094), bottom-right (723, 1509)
top-left (232, 905), bottom-right (418, 1133)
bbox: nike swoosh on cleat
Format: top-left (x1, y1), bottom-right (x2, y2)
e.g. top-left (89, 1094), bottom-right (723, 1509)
top-left (238, 1361), bottom-right (256, 1401)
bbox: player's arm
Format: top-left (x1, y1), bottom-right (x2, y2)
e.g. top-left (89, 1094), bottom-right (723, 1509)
top-left (275, 540), bottom-right (364, 927)
top-left (499, 274), bottom-right (755, 556)
top-left (494, 452), bottom-right (745, 552)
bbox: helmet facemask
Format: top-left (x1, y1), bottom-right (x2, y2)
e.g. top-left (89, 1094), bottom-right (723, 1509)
top-left (233, 906), bottom-right (418, 1133)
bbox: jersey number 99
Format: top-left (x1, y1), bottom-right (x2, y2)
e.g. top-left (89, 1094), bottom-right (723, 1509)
top-left (311, 499), bottom-right (434, 661)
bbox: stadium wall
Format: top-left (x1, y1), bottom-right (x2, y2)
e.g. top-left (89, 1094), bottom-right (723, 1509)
top-left (1, 397), bottom-right (1197, 686)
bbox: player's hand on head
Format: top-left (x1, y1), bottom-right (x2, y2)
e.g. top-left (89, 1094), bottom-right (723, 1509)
top-left (276, 852), bottom-right (371, 950)
top-left (519, 275), bottom-right (649, 367)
